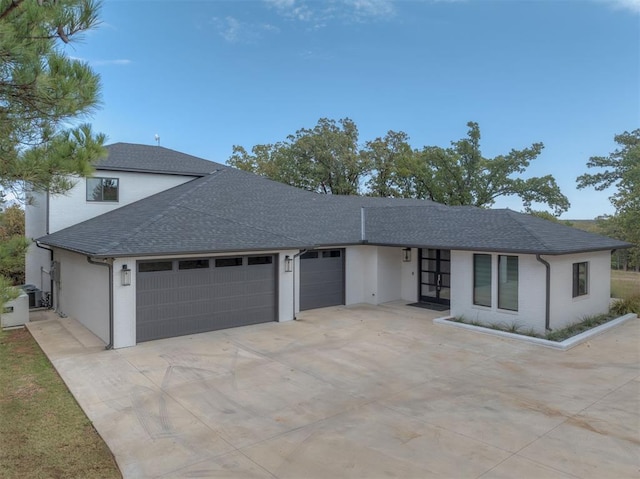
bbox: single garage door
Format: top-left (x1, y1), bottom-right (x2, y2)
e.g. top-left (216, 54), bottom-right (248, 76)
top-left (136, 255), bottom-right (276, 342)
top-left (299, 249), bottom-right (345, 311)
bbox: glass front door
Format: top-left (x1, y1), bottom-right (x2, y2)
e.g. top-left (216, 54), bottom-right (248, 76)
top-left (419, 248), bottom-right (451, 305)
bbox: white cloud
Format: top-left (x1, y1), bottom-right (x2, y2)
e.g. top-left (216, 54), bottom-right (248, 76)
top-left (211, 16), bottom-right (280, 43)
top-left (263, 0), bottom-right (396, 25)
top-left (92, 59), bottom-right (132, 66)
top-left (599, 0), bottom-right (640, 13)
top-left (70, 57), bottom-right (132, 66)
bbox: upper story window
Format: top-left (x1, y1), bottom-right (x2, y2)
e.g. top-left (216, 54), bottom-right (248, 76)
top-left (87, 177), bottom-right (119, 202)
top-left (572, 262), bottom-right (589, 297)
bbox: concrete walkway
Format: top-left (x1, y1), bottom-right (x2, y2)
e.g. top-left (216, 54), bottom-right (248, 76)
top-left (27, 303), bottom-right (640, 478)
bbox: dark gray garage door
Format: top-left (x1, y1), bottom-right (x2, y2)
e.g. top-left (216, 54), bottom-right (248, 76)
top-left (299, 249), bottom-right (345, 311)
top-left (136, 255), bottom-right (276, 342)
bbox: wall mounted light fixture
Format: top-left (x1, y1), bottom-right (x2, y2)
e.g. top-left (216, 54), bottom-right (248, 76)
top-left (284, 255), bottom-right (293, 272)
top-left (402, 248), bottom-right (412, 262)
top-left (121, 264), bottom-right (132, 286)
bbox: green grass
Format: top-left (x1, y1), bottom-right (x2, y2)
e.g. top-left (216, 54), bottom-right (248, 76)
top-left (611, 270), bottom-right (640, 300)
top-left (0, 328), bottom-right (121, 479)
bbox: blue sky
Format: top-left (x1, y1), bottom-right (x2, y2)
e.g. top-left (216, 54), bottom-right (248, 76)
top-left (70, 0), bottom-right (639, 219)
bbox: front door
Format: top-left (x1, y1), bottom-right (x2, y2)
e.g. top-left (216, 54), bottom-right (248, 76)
top-left (419, 249), bottom-right (451, 305)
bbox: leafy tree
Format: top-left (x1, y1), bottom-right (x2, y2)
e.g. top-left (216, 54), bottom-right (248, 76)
top-left (363, 130), bottom-right (415, 197)
top-left (0, 0), bottom-right (106, 201)
top-left (229, 118), bottom-right (369, 195)
top-left (528, 210), bottom-right (573, 226)
top-left (230, 119), bottom-right (569, 215)
top-left (368, 122), bottom-right (569, 215)
top-left (577, 129), bottom-right (640, 270)
top-left (0, 205), bottom-right (27, 285)
top-left (0, 0), bottom-right (106, 305)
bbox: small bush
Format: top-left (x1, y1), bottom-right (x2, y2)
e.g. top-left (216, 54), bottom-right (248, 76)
top-left (545, 313), bottom-right (614, 342)
top-left (610, 295), bottom-right (640, 316)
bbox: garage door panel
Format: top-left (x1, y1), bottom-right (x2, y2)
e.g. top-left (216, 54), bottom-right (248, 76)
top-left (137, 255), bottom-right (277, 342)
top-left (300, 249), bottom-right (344, 311)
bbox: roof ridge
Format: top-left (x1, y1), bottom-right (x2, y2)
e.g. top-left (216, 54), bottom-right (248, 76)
top-left (504, 210), bottom-right (557, 250)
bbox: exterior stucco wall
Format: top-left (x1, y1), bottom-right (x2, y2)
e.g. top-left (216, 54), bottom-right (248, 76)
top-left (450, 250), bottom-right (613, 334)
top-left (400, 248), bottom-right (419, 303)
top-left (345, 245), bottom-right (415, 306)
top-left (345, 245), bottom-right (377, 305)
top-left (376, 247), bottom-right (402, 304)
top-left (450, 251), bottom-right (547, 333)
top-left (54, 248), bottom-right (109, 344)
top-left (48, 171), bottom-right (197, 233)
top-left (113, 250), bottom-right (297, 348)
top-left (25, 190), bottom-right (52, 292)
top-left (547, 251), bottom-right (611, 330)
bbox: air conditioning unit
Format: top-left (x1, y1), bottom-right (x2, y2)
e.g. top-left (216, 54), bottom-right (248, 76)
top-left (21, 284), bottom-right (43, 308)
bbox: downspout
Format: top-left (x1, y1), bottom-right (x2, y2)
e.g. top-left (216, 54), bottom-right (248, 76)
top-left (292, 249), bottom-right (307, 320)
top-left (87, 257), bottom-right (114, 350)
top-left (535, 254), bottom-right (551, 331)
top-left (35, 241), bottom-right (54, 309)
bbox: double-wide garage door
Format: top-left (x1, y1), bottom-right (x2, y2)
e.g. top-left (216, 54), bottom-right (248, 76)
top-left (299, 249), bottom-right (345, 311)
top-left (136, 255), bottom-right (276, 342)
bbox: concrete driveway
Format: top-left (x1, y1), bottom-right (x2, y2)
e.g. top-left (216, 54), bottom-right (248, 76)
top-left (27, 303), bottom-right (639, 478)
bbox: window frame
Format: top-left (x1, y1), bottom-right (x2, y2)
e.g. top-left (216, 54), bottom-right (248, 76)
top-left (498, 255), bottom-right (519, 311)
top-left (473, 254), bottom-right (492, 307)
top-left (572, 261), bottom-right (589, 298)
top-left (86, 177), bottom-right (119, 202)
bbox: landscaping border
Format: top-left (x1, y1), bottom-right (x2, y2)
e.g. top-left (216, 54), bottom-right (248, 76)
top-left (433, 313), bottom-right (638, 350)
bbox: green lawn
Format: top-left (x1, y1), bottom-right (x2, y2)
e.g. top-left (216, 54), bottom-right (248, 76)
top-left (611, 270), bottom-right (640, 300)
top-left (0, 328), bottom-right (121, 479)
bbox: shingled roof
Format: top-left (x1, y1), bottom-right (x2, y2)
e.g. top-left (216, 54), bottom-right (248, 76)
top-left (39, 146), bottom-right (632, 257)
top-left (96, 143), bottom-right (224, 176)
top-left (364, 206), bottom-right (630, 254)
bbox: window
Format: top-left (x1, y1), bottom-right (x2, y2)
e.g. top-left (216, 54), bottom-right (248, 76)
top-left (248, 256), bottom-right (273, 265)
top-left (215, 257), bottom-right (243, 267)
top-left (573, 262), bottom-right (589, 297)
top-left (138, 261), bottom-right (173, 273)
top-left (498, 255), bottom-right (518, 311)
top-left (473, 254), bottom-right (492, 307)
top-left (179, 259), bottom-right (209, 270)
top-left (322, 250), bottom-right (341, 258)
top-left (301, 251), bottom-right (319, 259)
top-left (87, 177), bottom-right (119, 202)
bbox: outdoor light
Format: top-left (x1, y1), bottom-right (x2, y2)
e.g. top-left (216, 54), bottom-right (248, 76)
top-left (284, 255), bottom-right (293, 272)
top-left (121, 264), bottom-right (132, 286)
top-left (402, 248), bottom-right (412, 262)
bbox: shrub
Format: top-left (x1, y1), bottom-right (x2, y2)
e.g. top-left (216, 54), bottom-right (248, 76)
top-left (610, 295), bottom-right (640, 316)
